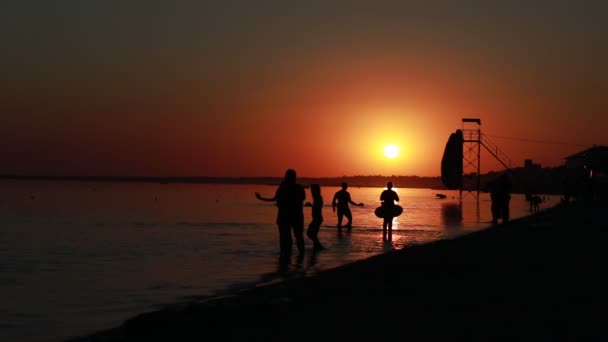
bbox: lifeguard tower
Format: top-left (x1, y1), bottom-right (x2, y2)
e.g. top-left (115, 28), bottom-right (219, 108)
top-left (442, 118), bottom-right (512, 200)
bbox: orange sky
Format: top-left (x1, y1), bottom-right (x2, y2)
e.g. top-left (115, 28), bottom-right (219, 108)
top-left (1, 2), bottom-right (606, 178)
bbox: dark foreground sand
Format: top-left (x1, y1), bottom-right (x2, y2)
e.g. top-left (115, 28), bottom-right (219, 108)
top-left (72, 200), bottom-right (607, 341)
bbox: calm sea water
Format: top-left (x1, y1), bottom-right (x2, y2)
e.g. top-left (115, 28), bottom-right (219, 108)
top-left (0, 180), bottom-right (560, 342)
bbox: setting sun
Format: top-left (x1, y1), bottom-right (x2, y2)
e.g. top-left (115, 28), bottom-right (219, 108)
top-left (384, 144), bottom-right (399, 159)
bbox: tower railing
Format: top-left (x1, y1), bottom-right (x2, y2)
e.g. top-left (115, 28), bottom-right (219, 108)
top-left (480, 133), bottom-right (512, 170)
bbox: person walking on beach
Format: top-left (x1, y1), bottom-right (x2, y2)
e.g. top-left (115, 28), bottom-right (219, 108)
top-left (380, 181), bottom-right (400, 241)
top-left (305, 183), bottom-right (325, 251)
top-left (332, 182), bottom-right (364, 232)
top-left (255, 169), bottom-right (306, 256)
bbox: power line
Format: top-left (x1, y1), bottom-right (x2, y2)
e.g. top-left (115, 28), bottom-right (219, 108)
top-left (483, 133), bottom-right (590, 147)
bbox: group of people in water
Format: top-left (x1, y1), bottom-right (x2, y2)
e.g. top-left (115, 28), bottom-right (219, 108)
top-left (255, 169), bottom-right (401, 257)
top-left (256, 168), bottom-right (521, 258)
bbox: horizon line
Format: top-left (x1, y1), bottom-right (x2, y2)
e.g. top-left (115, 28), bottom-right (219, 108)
top-left (0, 166), bottom-right (555, 182)
top-left (0, 174), bottom-right (443, 179)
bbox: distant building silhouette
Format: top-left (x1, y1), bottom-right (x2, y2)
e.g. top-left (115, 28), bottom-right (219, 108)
top-left (565, 145), bottom-right (608, 171)
top-left (564, 145), bottom-right (608, 201)
top-left (524, 159), bottom-right (541, 169)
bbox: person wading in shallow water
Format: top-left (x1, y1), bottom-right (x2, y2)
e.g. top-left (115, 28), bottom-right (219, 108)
top-left (332, 182), bottom-right (364, 232)
top-left (255, 169), bottom-right (306, 257)
top-left (380, 181), bottom-right (400, 241)
top-left (305, 183), bottom-right (325, 251)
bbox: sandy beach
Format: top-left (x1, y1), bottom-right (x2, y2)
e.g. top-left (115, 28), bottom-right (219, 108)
top-left (71, 199), bottom-right (607, 341)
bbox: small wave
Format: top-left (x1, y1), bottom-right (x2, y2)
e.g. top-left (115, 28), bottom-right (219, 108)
top-left (320, 224), bottom-right (377, 230)
top-left (133, 222), bottom-right (159, 228)
top-left (147, 282), bottom-right (197, 291)
top-left (176, 221), bottom-right (264, 228)
top-left (320, 225), bottom-right (441, 234)
top-left (131, 221), bottom-right (267, 229)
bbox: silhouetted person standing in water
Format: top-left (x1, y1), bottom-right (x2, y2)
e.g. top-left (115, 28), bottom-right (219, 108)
top-left (380, 181), bottom-right (400, 241)
top-left (255, 169), bottom-right (306, 256)
top-left (305, 184), bottom-right (325, 250)
top-left (332, 182), bottom-right (364, 232)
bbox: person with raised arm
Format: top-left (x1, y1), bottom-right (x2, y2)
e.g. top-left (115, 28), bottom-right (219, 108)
top-left (255, 169), bottom-right (306, 256)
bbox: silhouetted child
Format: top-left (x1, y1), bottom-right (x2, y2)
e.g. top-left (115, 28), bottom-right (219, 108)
top-left (525, 193), bottom-right (542, 212)
top-left (306, 184), bottom-right (325, 250)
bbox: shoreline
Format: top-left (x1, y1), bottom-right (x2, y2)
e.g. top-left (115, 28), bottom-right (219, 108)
top-left (70, 200), bottom-right (607, 341)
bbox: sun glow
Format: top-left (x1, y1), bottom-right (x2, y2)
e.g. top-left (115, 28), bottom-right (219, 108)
top-left (384, 144), bottom-right (399, 159)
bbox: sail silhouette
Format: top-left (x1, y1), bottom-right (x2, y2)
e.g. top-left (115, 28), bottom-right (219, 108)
top-left (441, 129), bottom-right (464, 189)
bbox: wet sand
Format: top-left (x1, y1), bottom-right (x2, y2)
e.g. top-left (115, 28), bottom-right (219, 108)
top-left (71, 200), bottom-right (607, 341)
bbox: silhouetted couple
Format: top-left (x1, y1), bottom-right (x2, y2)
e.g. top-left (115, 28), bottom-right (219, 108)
top-left (256, 169), bottom-right (325, 259)
top-left (332, 182), bottom-right (364, 232)
top-left (489, 173), bottom-right (512, 224)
